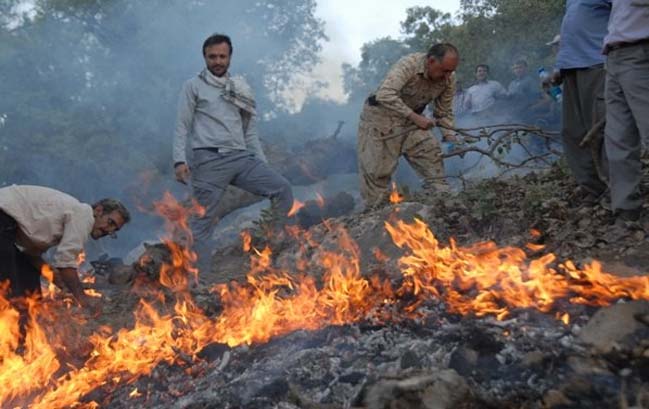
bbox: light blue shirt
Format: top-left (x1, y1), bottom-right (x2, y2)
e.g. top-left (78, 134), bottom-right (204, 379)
top-left (556, 0), bottom-right (612, 69)
top-left (604, 0), bottom-right (649, 47)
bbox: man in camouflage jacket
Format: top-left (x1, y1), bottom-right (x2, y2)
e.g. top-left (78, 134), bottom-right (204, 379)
top-left (357, 43), bottom-right (459, 207)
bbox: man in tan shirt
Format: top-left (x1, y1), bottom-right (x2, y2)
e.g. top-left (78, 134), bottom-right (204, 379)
top-left (357, 43), bottom-right (460, 207)
top-left (0, 185), bottom-right (130, 309)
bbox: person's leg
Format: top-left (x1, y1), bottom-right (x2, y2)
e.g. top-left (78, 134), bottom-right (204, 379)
top-left (230, 152), bottom-right (294, 224)
top-left (189, 149), bottom-right (239, 272)
top-left (563, 68), bottom-right (607, 197)
top-left (402, 129), bottom-right (449, 193)
top-left (357, 116), bottom-right (401, 207)
top-left (605, 47), bottom-right (646, 213)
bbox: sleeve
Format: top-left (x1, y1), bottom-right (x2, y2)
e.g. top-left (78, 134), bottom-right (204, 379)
top-left (172, 81), bottom-right (197, 165)
top-left (433, 77), bottom-right (456, 140)
top-left (373, 55), bottom-right (418, 118)
top-left (495, 81), bottom-right (507, 98)
top-left (242, 111), bottom-right (267, 163)
top-left (52, 208), bottom-right (93, 269)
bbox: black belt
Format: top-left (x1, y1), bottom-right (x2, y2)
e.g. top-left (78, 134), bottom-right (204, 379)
top-left (607, 38), bottom-right (649, 52)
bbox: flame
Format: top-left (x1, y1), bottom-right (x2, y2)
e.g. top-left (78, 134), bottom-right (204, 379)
top-left (315, 192), bottom-right (325, 208)
top-left (389, 182), bottom-right (403, 204)
top-left (241, 230), bottom-right (252, 253)
top-left (5, 196), bottom-right (649, 408)
top-left (76, 251), bottom-right (86, 266)
top-left (287, 200), bottom-right (305, 217)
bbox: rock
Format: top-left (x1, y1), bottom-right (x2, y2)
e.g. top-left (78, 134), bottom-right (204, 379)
top-left (364, 369), bottom-right (470, 409)
top-left (578, 301), bottom-right (649, 353)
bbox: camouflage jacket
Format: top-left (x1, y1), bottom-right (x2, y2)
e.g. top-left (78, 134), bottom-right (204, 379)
top-left (365, 52), bottom-right (456, 139)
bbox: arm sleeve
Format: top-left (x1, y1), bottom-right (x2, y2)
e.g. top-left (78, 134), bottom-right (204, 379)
top-left (52, 209), bottom-right (93, 269)
top-left (172, 81), bottom-right (197, 165)
top-left (373, 56), bottom-right (418, 118)
top-left (434, 77), bottom-right (456, 140)
top-left (242, 111), bottom-right (267, 163)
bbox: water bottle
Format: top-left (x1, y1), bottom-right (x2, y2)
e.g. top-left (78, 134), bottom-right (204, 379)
top-left (538, 67), bottom-right (562, 103)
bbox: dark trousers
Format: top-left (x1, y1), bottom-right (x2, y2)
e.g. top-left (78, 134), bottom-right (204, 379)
top-left (561, 66), bottom-right (608, 195)
top-left (0, 210), bottom-right (41, 298)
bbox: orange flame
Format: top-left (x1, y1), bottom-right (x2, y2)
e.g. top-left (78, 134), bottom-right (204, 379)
top-left (287, 200), bottom-right (305, 217)
top-left (389, 182), bottom-right (403, 204)
top-left (315, 192), bottom-right (325, 208)
top-left (5, 201), bottom-right (649, 409)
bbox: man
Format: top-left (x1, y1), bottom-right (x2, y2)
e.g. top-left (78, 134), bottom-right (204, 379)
top-left (603, 0), bottom-right (649, 222)
top-left (173, 33), bottom-right (293, 265)
top-left (357, 43), bottom-right (460, 207)
top-left (549, 0), bottom-right (611, 204)
top-left (0, 185), bottom-right (130, 308)
top-left (506, 59), bottom-right (541, 119)
top-left (463, 64), bottom-right (507, 116)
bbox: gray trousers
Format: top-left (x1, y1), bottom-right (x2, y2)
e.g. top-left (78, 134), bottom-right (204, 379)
top-left (605, 42), bottom-right (649, 211)
top-left (561, 66), bottom-right (608, 196)
top-left (189, 149), bottom-right (294, 243)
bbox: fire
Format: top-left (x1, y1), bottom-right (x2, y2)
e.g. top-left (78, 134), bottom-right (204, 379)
top-left (315, 192), bottom-right (325, 208)
top-left (76, 251), bottom-right (86, 266)
top-left (389, 182), bottom-right (403, 204)
top-left (241, 230), bottom-right (252, 252)
top-left (287, 199), bottom-right (305, 217)
top-left (4, 193), bottom-right (649, 408)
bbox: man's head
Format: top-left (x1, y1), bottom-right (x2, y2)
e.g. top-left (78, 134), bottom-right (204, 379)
top-left (512, 59), bottom-right (528, 79)
top-left (91, 199), bottom-right (130, 240)
top-left (475, 64), bottom-right (489, 82)
top-left (425, 43), bottom-right (459, 81)
top-left (202, 33), bottom-right (233, 77)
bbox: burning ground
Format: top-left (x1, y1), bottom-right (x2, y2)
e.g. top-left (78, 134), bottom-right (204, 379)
top-left (2, 163), bottom-right (649, 409)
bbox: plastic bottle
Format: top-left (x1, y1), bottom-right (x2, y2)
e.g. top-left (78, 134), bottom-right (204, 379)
top-left (538, 67), bottom-right (563, 103)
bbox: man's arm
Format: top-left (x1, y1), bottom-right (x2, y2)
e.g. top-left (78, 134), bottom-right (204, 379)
top-left (173, 81), bottom-right (197, 183)
top-left (373, 54), bottom-right (419, 118)
top-left (432, 76), bottom-right (457, 141)
top-left (242, 111), bottom-right (267, 163)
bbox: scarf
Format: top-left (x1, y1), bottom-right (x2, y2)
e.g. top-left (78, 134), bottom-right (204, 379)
top-left (198, 68), bottom-right (256, 115)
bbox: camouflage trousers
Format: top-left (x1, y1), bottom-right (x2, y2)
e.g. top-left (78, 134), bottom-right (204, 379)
top-left (357, 109), bottom-right (447, 207)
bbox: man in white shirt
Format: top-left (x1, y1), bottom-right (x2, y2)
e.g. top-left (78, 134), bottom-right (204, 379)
top-left (0, 185), bottom-right (130, 309)
top-left (464, 64), bottom-right (507, 115)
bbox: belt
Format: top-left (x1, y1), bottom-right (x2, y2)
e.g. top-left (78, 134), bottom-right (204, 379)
top-left (606, 38), bottom-right (649, 52)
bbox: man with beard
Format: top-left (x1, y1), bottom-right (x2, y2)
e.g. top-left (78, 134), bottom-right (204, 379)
top-left (172, 33), bottom-right (293, 270)
top-left (0, 184), bottom-right (130, 309)
top-left (357, 43), bottom-right (460, 208)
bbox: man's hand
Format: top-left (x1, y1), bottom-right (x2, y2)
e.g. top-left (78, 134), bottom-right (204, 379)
top-left (542, 70), bottom-right (563, 89)
top-left (443, 133), bottom-right (460, 143)
top-left (408, 112), bottom-right (436, 130)
top-left (175, 163), bottom-right (190, 184)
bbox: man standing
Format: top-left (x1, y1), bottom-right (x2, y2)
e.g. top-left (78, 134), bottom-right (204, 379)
top-left (0, 184), bottom-right (130, 308)
top-left (173, 34), bottom-right (293, 265)
top-left (603, 1), bottom-right (649, 222)
top-left (550, 0), bottom-right (611, 204)
top-left (506, 59), bottom-right (541, 120)
top-left (463, 64), bottom-right (507, 116)
top-left (357, 43), bottom-right (460, 207)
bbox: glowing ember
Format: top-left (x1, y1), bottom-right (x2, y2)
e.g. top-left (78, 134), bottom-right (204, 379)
top-left (287, 199), bottom-right (305, 217)
top-left (315, 192), bottom-right (325, 208)
top-left (389, 182), bottom-right (403, 204)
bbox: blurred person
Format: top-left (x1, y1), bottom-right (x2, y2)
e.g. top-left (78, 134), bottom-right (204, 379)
top-left (506, 59), bottom-right (541, 119)
top-left (603, 0), bottom-right (649, 222)
top-left (463, 64), bottom-right (507, 116)
top-left (357, 43), bottom-right (460, 208)
top-left (0, 185), bottom-right (130, 310)
top-left (172, 33), bottom-right (293, 268)
top-left (546, 0), bottom-right (611, 205)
